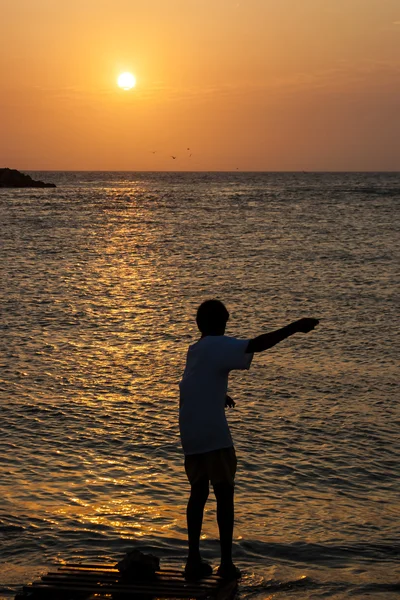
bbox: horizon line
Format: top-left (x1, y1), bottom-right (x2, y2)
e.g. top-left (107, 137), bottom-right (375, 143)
top-left (12, 169), bottom-right (400, 174)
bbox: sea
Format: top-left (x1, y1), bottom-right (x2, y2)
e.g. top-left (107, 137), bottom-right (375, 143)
top-left (1, 171), bottom-right (399, 599)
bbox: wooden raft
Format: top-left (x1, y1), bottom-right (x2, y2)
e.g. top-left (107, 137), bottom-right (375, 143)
top-left (15, 563), bottom-right (238, 600)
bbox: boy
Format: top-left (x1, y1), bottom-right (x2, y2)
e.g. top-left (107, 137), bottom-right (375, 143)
top-left (179, 299), bottom-right (319, 580)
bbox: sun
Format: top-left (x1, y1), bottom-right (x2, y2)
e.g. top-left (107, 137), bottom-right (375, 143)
top-left (117, 72), bottom-right (136, 90)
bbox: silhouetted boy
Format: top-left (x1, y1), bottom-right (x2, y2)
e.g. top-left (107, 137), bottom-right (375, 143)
top-left (179, 299), bottom-right (319, 580)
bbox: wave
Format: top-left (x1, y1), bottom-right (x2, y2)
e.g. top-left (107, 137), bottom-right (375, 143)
top-left (239, 539), bottom-right (400, 565)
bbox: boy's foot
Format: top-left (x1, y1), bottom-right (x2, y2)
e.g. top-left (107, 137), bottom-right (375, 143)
top-left (217, 563), bottom-right (242, 580)
top-left (184, 559), bottom-right (213, 581)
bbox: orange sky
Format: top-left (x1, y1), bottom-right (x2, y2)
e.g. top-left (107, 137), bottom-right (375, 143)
top-left (1, 0), bottom-right (399, 171)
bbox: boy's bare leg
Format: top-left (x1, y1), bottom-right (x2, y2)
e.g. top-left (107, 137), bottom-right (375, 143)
top-left (213, 482), bottom-right (241, 578)
top-left (186, 477), bottom-right (209, 564)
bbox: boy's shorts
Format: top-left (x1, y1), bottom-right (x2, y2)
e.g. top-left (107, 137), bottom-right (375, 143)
top-left (184, 446), bottom-right (237, 486)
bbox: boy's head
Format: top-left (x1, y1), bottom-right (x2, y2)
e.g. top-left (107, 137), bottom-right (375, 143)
top-left (196, 299), bottom-right (229, 335)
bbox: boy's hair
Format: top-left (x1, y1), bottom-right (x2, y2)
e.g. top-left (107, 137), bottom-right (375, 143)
top-left (196, 299), bottom-right (229, 332)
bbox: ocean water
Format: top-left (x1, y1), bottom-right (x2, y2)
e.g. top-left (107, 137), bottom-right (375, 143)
top-left (0, 171), bottom-right (399, 599)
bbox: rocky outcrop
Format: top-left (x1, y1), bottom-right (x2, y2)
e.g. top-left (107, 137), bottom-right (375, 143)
top-left (0, 168), bottom-right (56, 188)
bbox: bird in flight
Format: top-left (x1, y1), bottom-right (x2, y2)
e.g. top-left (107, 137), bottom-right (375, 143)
top-left (150, 151), bottom-right (157, 154)
top-left (171, 156), bottom-right (177, 159)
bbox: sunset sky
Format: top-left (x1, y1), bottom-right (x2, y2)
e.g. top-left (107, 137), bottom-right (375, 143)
top-left (1, 0), bottom-right (399, 171)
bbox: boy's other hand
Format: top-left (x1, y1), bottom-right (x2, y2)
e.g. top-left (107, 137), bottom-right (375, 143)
top-left (296, 317), bottom-right (319, 333)
top-left (225, 395), bottom-right (236, 408)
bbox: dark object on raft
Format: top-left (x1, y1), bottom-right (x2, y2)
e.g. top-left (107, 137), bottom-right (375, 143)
top-left (0, 168), bottom-right (56, 188)
top-left (116, 549), bottom-right (160, 581)
top-left (14, 562), bottom-right (237, 599)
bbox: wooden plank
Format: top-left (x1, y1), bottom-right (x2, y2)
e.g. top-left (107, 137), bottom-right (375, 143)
top-left (40, 574), bottom-right (218, 593)
top-left (58, 567), bottom-right (219, 580)
top-left (49, 569), bottom-right (218, 580)
top-left (19, 582), bottom-right (236, 600)
top-left (41, 582), bottom-right (215, 593)
top-left (23, 582), bottom-right (212, 598)
top-left (61, 564), bottom-right (213, 576)
top-left (60, 565), bottom-right (200, 577)
top-left (47, 569), bottom-right (219, 584)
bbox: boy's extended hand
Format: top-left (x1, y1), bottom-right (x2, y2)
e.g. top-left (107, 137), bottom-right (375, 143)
top-left (296, 317), bottom-right (319, 333)
top-left (225, 395), bottom-right (236, 408)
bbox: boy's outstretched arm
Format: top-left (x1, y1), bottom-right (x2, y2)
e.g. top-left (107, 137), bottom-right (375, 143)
top-left (246, 318), bottom-right (319, 353)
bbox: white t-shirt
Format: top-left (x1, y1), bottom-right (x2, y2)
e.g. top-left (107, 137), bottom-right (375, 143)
top-left (179, 335), bottom-right (253, 455)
